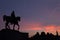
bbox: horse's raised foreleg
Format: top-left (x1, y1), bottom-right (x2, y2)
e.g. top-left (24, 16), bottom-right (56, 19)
top-left (8, 25), bottom-right (10, 29)
top-left (17, 24), bottom-right (20, 31)
top-left (5, 22), bottom-right (10, 29)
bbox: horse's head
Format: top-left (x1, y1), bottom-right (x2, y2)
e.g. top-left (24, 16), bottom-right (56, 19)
top-left (3, 15), bottom-right (6, 21)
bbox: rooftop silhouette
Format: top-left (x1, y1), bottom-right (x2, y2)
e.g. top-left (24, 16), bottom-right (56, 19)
top-left (0, 29), bottom-right (29, 40)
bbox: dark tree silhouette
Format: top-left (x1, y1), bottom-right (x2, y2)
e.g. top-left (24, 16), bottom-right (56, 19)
top-left (30, 31), bottom-right (60, 40)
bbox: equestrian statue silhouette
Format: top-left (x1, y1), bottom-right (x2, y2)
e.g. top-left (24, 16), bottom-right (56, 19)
top-left (3, 11), bottom-right (21, 30)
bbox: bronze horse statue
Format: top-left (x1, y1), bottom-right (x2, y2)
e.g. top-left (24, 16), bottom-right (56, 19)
top-left (3, 11), bottom-right (21, 30)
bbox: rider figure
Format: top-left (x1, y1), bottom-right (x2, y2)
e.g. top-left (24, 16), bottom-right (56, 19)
top-left (11, 11), bottom-right (15, 18)
top-left (11, 11), bottom-right (16, 24)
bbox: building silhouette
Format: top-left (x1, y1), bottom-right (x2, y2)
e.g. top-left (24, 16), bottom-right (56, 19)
top-left (0, 29), bottom-right (29, 40)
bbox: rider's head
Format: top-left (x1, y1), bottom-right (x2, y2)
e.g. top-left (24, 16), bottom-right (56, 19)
top-left (11, 11), bottom-right (15, 17)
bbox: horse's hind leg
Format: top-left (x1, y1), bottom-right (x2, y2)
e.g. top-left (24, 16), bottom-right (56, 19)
top-left (13, 24), bottom-right (15, 30)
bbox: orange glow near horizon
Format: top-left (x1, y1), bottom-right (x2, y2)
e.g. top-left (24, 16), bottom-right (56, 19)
top-left (21, 22), bottom-right (60, 36)
top-left (44, 25), bottom-right (56, 33)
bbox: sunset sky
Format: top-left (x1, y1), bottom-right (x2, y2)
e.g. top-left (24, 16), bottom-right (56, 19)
top-left (0, 0), bottom-right (60, 37)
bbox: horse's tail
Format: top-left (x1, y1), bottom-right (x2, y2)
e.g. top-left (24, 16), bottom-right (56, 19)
top-left (3, 15), bottom-right (6, 21)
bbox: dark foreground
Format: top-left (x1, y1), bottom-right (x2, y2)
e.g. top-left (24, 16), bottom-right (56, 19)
top-left (0, 29), bottom-right (60, 40)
